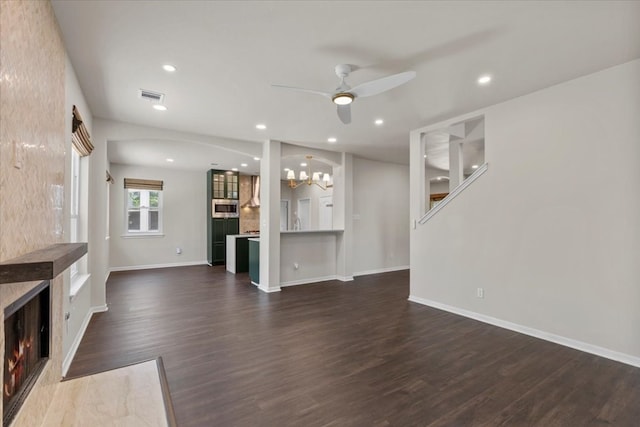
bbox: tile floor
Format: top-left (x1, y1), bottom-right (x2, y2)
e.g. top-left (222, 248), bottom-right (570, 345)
top-left (41, 360), bottom-right (169, 427)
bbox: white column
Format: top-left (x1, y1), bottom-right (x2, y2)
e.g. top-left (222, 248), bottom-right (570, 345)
top-left (259, 139), bottom-right (281, 292)
top-left (409, 131), bottom-right (424, 226)
top-left (336, 152), bottom-right (353, 281)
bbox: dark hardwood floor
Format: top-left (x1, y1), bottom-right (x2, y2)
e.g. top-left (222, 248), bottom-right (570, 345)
top-left (68, 266), bottom-right (640, 426)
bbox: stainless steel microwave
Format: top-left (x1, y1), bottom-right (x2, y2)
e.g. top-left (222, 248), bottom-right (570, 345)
top-left (212, 199), bottom-right (239, 218)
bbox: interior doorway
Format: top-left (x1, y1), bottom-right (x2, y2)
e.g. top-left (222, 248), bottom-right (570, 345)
top-left (296, 198), bottom-right (310, 231)
top-left (319, 195), bottom-right (333, 229)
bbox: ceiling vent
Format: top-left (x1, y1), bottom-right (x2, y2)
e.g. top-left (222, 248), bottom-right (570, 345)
top-left (138, 89), bottom-right (165, 103)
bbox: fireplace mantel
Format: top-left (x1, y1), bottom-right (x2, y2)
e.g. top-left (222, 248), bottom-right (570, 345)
top-left (0, 243), bottom-right (87, 284)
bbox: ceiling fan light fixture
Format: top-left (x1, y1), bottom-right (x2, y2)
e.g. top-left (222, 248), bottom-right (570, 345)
top-left (332, 92), bottom-right (354, 105)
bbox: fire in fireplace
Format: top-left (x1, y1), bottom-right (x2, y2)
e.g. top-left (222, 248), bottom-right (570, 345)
top-left (3, 281), bottom-right (49, 427)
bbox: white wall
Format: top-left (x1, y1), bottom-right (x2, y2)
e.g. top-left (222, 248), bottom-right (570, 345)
top-left (410, 59), bottom-right (640, 363)
top-left (280, 232), bottom-right (338, 285)
top-left (352, 157), bottom-right (410, 276)
top-left (109, 163), bottom-right (207, 269)
top-left (429, 181), bottom-right (449, 194)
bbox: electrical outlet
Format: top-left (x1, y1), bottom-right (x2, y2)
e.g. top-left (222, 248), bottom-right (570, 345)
top-left (294, 263), bottom-right (299, 270)
top-left (176, 247), bottom-right (182, 255)
top-left (477, 288), bottom-right (484, 298)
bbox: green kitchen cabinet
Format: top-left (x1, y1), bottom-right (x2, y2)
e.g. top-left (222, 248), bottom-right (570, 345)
top-left (210, 217), bottom-right (239, 266)
top-left (235, 237), bottom-right (250, 273)
top-left (207, 169), bottom-right (241, 266)
top-left (249, 239), bottom-right (259, 285)
top-left (211, 169), bottom-right (239, 200)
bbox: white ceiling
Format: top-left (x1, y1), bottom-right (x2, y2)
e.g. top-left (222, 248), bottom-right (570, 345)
top-left (52, 1), bottom-right (640, 171)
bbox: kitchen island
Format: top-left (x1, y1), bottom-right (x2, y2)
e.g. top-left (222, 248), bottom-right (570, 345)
top-left (248, 238), bottom-right (259, 285)
top-left (226, 234), bottom-right (259, 273)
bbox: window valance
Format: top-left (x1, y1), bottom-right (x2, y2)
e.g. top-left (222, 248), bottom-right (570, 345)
top-left (71, 105), bottom-right (94, 156)
top-left (124, 178), bottom-right (163, 191)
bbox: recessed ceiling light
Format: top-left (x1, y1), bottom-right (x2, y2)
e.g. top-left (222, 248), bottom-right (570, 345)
top-left (300, 162), bottom-right (307, 167)
top-left (327, 137), bottom-right (337, 143)
top-left (254, 157), bottom-right (260, 161)
top-left (241, 163), bottom-right (248, 167)
top-left (477, 75), bottom-right (492, 85)
top-left (471, 164), bottom-right (479, 169)
top-left (437, 177), bottom-right (442, 181)
top-left (424, 154), bottom-right (427, 158)
top-left (166, 158), bottom-right (174, 162)
top-left (231, 168), bottom-right (238, 172)
top-left (256, 124), bottom-right (267, 130)
top-left (162, 64), bottom-right (177, 72)
top-left (375, 119), bottom-right (384, 125)
top-left (153, 104), bottom-right (167, 111)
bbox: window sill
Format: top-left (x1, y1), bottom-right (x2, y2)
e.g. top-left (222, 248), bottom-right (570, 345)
top-left (121, 233), bottom-right (165, 239)
top-left (70, 273), bottom-right (91, 300)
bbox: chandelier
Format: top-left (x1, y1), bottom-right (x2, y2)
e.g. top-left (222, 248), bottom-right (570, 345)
top-left (287, 156), bottom-right (332, 190)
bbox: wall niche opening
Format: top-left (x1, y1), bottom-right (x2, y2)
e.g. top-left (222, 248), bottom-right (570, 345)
top-left (3, 281), bottom-right (50, 427)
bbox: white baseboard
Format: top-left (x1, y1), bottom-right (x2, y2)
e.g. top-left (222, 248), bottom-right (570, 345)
top-left (93, 304), bottom-right (109, 313)
top-left (280, 275), bottom-right (338, 287)
top-left (354, 265), bottom-right (409, 277)
top-left (62, 304), bottom-right (108, 376)
top-left (408, 295), bottom-right (640, 369)
top-left (337, 275), bottom-right (354, 282)
top-left (109, 260), bottom-right (208, 272)
top-left (258, 285), bottom-right (281, 293)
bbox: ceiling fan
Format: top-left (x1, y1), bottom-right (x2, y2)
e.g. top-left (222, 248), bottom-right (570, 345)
top-left (272, 64), bottom-right (416, 124)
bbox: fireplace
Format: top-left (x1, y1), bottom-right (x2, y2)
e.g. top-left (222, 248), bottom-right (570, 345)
top-left (3, 281), bottom-right (50, 427)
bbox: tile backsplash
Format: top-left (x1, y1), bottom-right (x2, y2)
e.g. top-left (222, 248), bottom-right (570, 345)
top-left (239, 174), bottom-right (260, 233)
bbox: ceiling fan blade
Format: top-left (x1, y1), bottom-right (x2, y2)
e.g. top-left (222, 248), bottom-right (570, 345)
top-left (337, 104), bottom-right (351, 124)
top-left (271, 84), bottom-right (331, 98)
top-left (349, 71), bottom-right (416, 98)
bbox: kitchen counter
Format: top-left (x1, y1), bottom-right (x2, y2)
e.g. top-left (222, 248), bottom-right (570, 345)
top-left (280, 229), bottom-right (344, 234)
top-left (226, 234), bottom-right (259, 273)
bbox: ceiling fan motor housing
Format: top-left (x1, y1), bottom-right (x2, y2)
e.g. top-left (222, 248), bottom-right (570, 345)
top-left (335, 64), bottom-right (352, 78)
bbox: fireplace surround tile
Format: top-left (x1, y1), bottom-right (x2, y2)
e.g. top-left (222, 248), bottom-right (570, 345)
top-left (0, 0), bottom-right (67, 424)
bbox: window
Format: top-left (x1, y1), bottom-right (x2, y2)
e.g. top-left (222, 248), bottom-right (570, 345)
top-left (126, 189), bottom-right (162, 232)
top-left (123, 178), bottom-right (164, 235)
top-left (70, 148), bottom-right (80, 278)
